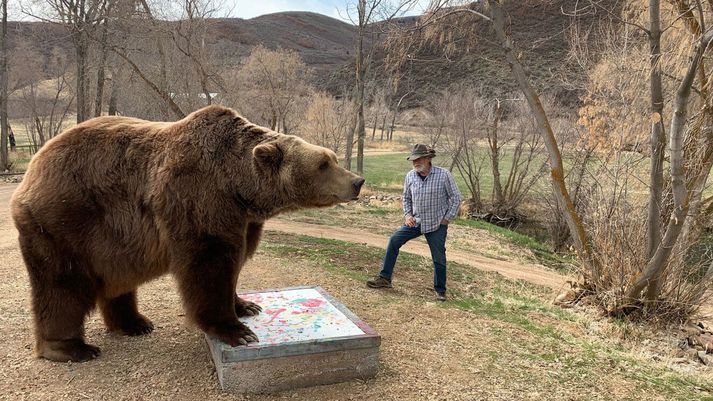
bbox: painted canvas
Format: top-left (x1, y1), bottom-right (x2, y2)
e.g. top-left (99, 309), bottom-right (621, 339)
top-left (239, 287), bottom-right (366, 346)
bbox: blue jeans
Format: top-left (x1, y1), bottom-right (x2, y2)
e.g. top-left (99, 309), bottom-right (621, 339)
top-left (379, 224), bottom-right (449, 294)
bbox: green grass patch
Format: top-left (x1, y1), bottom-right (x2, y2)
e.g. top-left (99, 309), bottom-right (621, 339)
top-left (362, 152), bottom-right (473, 196)
top-left (453, 217), bottom-right (576, 272)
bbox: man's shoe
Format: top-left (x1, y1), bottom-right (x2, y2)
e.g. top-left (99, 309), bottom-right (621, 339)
top-left (367, 276), bottom-right (392, 288)
top-left (436, 292), bottom-right (446, 302)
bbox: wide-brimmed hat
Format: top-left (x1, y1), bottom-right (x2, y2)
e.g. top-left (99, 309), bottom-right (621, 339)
top-left (407, 143), bottom-right (436, 161)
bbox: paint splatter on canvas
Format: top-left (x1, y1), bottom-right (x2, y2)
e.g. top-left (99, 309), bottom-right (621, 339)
top-left (239, 288), bottom-right (365, 345)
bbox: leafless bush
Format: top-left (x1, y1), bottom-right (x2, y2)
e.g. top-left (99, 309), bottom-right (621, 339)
top-left (429, 87), bottom-right (548, 219)
top-left (541, 117), bottom-right (594, 252)
top-left (300, 92), bottom-right (354, 153)
top-left (437, 86), bottom-right (486, 210)
top-left (16, 49), bottom-right (74, 149)
top-left (490, 99), bottom-right (548, 217)
top-left (420, 89), bottom-right (452, 149)
top-left (223, 45), bottom-right (314, 134)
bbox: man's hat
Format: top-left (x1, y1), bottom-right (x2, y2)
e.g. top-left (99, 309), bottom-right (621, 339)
top-left (407, 143), bottom-right (436, 161)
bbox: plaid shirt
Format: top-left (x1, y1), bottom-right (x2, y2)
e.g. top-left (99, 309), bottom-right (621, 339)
top-left (402, 165), bottom-right (462, 234)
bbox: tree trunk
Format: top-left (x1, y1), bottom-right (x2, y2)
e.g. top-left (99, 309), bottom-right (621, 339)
top-left (489, 99), bottom-right (504, 208)
top-left (673, 0), bottom-right (711, 251)
top-left (356, 106), bottom-right (365, 175)
top-left (355, 0), bottom-right (366, 175)
top-left (75, 37), bottom-right (88, 123)
top-left (627, 28), bottom-right (713, 302)
top-left (488, 0), bottom-right (591, 260)
top-left (0, 0), bottom-right (7, 171)
top-left (94, 10), bottom-right (110, 117)
top-left (108, 72), bottom-right (119, 115)
top-left (344, 107), bottom-right (356, 170)
top-left (646, 0), bottom-right (665, 263)
top-left (371, 113), bottom-right (377, 141)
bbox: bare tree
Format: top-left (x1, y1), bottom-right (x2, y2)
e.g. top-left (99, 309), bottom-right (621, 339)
top-left (627, 28), bottom-right (713, 303)
top-left (302, 92), bottom-right (354, 153)
top-left (18, 48), bottom-right (74, 149)
top-left (646, 0), bottom-right (665, 264)
top-left (92, 0), bottom-right (112, 117)
top-left (108, 0), bottom-right (185, 119)
top-left (28, 0), bottom-right (109, 123)
top-left (343, 0), bottom-right (419, 173)
top-left (229, 45), bottom-right (313, 134)
top-left (171, 0), bottom-right (227, 108)
top-left (484, 0), bottom-right (591, 258)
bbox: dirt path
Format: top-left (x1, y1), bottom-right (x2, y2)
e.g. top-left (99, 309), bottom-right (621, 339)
top-left (0, 182), bottom-right (570, 292)
top-left (264, 220), bottom-right (570, 292)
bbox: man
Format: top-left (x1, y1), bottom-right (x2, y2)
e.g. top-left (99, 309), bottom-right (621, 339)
top-left (8, 124), bottom-right (16, 151)
top-left (367, 143), bottom-right (462, 301)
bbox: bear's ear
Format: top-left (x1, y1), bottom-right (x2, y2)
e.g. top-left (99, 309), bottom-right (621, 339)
top-left (253, 142), bottom-right (284, 170)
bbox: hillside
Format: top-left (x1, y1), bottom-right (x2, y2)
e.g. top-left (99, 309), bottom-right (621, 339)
top-left (6, 2), bottom-right (619, 111)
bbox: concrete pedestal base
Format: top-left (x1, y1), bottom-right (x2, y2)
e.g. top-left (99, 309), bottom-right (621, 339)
top-left (205, 286), bottom-right (380, 394)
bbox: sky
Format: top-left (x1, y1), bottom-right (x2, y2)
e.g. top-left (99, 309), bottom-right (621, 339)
top-left (9, 0), bottom-right (432, 23)
top-left (222, 0), bottom-right (432, 22)
top-left (229, 0), bottom-right (351, 21)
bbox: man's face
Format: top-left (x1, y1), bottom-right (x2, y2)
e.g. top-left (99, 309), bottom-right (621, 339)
top-left (412, 156), bottom-right (430, 174)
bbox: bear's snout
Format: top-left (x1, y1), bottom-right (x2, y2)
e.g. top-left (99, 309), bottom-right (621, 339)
top-left (352, 177), bottom-right (365, 198)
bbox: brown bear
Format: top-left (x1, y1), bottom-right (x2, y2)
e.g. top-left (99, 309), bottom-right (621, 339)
top-left (10, 105), bottom-right (364, 362)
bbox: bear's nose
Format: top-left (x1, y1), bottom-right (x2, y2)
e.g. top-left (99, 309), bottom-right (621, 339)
top-left (353, 177), bottom-right (365, 192)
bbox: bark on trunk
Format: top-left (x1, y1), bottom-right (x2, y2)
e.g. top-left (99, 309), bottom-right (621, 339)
top-left (674, 0), bottom-right (711, 250)
top-left (139, 0), bottom-right (169, 118)
top-left (108, 73), bottom-right (119, 115)
top-left (75, 36), bottom-right (88, 123)
top-left (344, 107), bottom-right (356, 170)
top-left (94, 11), bottom-right (110, 117)
top-left (355, 0), bottom-right (366, 175)
top-left (647, 0), bottom-right (665, 263)
top-left (388, 92), bottom-right (409, 144)
top-left (489, 100), bottom-right (504, 208)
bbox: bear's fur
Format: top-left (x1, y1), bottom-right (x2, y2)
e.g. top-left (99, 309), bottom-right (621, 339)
top-left (10, 105), bottom-right (364, 362)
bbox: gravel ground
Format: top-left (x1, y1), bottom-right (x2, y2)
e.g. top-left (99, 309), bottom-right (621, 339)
top-left (1, 183), bottom-right (711, 401)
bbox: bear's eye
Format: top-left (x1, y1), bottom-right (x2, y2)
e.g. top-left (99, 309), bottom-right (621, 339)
top-left (319, 160), bottom-right (330, 170)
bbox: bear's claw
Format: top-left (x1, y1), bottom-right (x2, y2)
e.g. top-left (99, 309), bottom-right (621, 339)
top-left (210, 321), bottom-right (259, 347)
top-left (235, 297), bottom-right (262, 317)
top-left (120, 317), bottom-right (155, 336)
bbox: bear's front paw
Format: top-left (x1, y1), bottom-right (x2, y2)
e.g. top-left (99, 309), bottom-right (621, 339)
top-left (209, 321), bottom-right (259, 347)
top-left (235, 296), bottom-right (262, 317)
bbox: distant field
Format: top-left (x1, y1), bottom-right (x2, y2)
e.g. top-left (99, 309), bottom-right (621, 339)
top-left (360, 148), bottom-right (551, 199)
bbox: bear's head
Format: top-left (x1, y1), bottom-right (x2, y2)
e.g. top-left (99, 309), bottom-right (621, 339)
top-left (252, 136), bottom-right (365, 209)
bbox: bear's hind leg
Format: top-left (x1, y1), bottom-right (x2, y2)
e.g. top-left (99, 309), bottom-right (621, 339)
top-left (99, 291), bottom-right (154, 336)
top-left (19, 233), bottom-right (100, 362)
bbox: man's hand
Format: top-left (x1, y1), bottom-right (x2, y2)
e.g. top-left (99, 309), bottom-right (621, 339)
top-left (441, 219), bottom-right (449, 225)
top-left (405, 216), bottom-right (417, 227)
